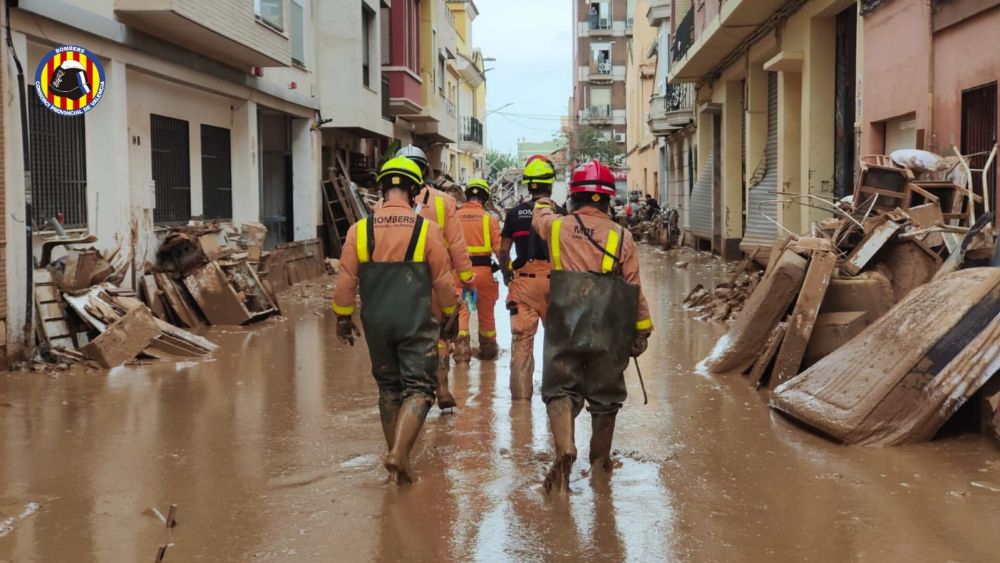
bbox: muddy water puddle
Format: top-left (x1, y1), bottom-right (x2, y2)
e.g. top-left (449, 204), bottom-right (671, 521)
top-left (1, 247), bottom-right (999, 562)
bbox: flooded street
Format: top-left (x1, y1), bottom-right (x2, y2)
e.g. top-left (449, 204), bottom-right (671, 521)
top-left (2, 246), bottom-right (1000, 562)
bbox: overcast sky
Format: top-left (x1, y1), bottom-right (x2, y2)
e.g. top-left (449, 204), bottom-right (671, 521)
top-left (473, 0), bottom-right (573, 157)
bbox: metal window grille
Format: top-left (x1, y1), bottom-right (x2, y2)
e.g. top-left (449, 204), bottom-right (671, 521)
top-left (28, 92), bottom-right (87, 229)
top-left (151, 114), bottom-right (191, 224)
top-left (201, 125), bottom-right (232, 220)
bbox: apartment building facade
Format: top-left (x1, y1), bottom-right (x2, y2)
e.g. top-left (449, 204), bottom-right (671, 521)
top-left (624, 0), bottom-right (662, 200)
top-left (573, 0), bottom-right (631, 155)
top-left (861, 0), bottom-right (1000, 210)
top-left (666, 0), bottom-right (860, 258)
top-left (449, 0), bottom-right (487, 183)
top-left (1, 0), bottom-right (487, 362)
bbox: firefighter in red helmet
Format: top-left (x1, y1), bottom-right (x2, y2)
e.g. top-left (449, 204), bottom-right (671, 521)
top-left (532, 159), bottom-right (653, 493)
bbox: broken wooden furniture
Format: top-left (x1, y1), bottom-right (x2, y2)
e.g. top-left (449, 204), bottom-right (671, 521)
top-left (853, 163), bottom-right (913, 212)
top-left (771, 268), bottom-right (1000, 446)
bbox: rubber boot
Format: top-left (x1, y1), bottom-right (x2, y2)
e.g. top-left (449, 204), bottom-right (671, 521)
top-left (543, 398), bottom-right (578, 493)
top-left (510, 335), bottom-right (534, 400)
top-left (453, 335), bottom-right (472, 363)
top-left (384, 394), bottom-right (433, 485)
top-left (435, 355), bottom-right (457, 410)
top-left (378, 393), bottom-right (402, 451)
top-left (589, 412), bottom-right (617, 476)
top-left (477, 336), bottom-right (499, 361)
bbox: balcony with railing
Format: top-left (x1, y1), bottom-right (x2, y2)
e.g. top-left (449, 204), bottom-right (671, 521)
top-left (648, 83), bottom-right (695, 136)
top-left (460, 117), bottom-right (484, 153)
top-left (580, 105), bottom-right (613, 124)
top-left (589, 59), bottom-right (614, 82)
top-left (114, 0), bottom-right (291, 67)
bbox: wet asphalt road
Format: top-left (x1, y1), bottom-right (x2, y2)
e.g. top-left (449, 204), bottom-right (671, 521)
top-left (2, 246), bottom-right (1000, 562)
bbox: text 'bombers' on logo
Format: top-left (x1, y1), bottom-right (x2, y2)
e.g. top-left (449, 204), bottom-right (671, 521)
top-left (33, 45), bottom-right (106, 116)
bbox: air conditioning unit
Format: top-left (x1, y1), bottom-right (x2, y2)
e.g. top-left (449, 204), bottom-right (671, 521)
top-left (614, 132), bottom-right (626, 143)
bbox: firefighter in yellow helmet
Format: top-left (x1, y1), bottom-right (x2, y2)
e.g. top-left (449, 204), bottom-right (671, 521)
top-left (332, 156), bottom-right (459, 485)
top-left (453, 178), bottom-right (503, 362)
top-left (498, 156), bottom-right (566, 400)
top-left (394, 145), bottom-right (473, 411)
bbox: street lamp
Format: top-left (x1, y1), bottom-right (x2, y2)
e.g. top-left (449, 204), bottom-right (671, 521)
top-left (487, 103), bottom-right (514, 117)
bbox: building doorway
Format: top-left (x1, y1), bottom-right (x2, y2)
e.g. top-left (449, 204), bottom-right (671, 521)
top-left (961, 82), bottom-right (998, 211)
top-left (259, 110), bottom-right (294, 249)
top-left (150, 114), bottom-right (191, 225)
top-left (834, 3), bottom-right (858, 200)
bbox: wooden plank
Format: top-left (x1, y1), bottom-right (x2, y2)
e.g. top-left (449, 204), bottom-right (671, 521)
top-left (748, 321), bottom-right (787, 389)
top-left (154, 319), bottom-right (219, 353)
top-left (842, 220), bottom-right (902, 276)
top-left (771, 251), bottom-right (838, 385)
top-left (771, 268), bottom-right (1000, 445)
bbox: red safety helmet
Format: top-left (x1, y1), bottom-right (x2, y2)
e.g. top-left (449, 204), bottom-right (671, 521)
top-left (570, 160), bottom-right (616, 196)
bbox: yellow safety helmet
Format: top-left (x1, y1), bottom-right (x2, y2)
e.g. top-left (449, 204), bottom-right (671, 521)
top-left (522, 158), bottom-right (556, 188)
top-left (376, 156), bottom-right (424, 194)
top-left (465, 178), bottom-right (491, 201)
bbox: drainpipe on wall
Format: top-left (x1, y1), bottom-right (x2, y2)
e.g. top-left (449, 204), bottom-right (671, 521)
top-left (4, 0), bottom-right (33, 360)
top-left (926, 0), bottom-right (935, 151)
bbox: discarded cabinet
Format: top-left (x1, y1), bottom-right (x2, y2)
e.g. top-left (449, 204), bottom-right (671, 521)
top-left (80, 306), bottom-right (161, 368)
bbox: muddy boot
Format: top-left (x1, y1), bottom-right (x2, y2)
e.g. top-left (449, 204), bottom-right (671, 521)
top-left (378, 393), bottom-right (402, 451)
top-left (477, 336), bottom-right (499, 361)
top-left (453, 335), bottom-right (472, 363)
top-left (435, 360), bottom-right (457, 410)
top-left (510, 335), bottom-right (534, 400)
top-left (384, 394), bottom-right (433, 485)
top-left (589, 412), bottom-right (617, 476)
top-left (543, 398), bottom-right (578, 493)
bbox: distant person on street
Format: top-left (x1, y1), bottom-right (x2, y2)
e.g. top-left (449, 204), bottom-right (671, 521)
top-left (453, 178), bottom-right (502, 362)
top-left (394, 145), bottom-right (474, 410)
top-left (499, 155), bottom-right (565, 400)
top-left (333, 156), bottom-right (459, 485)
top-left (532, 159), bottom-right (653, 493)
top-left (645, 194), bottom-right (661, 221)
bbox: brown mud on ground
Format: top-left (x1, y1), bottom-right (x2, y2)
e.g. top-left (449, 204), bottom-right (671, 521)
top-left (1, 247), bottom-right (999, 562)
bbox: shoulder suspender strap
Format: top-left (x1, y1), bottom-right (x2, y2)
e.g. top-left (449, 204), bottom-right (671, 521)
top-left (571, 213), bottom-right (622, 273)
top-left (404, 216), bottom-right (428, 262)
top-left (357, 218), bottom-right (371, 263)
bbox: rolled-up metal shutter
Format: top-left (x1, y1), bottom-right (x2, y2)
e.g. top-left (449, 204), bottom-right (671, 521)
top-left (742, 72), bottom-right (779, 250)
top-left (688, 150), bottom-right (713, 237)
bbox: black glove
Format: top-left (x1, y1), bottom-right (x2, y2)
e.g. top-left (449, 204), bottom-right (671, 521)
top-left (630, 333), bottom-right (649, 358)
top-left (337, 316), bottom-right (361, 346)
top-left (490, 260), bottom-right (502, 274)
top-left (502, 269), bottom-right (514, 286)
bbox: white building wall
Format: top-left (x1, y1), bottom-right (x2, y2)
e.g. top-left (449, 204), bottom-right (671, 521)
top-left (4, 5), bottom-right (321, 360)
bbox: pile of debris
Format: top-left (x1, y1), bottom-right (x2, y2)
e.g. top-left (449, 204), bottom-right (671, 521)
top-left (32, 222), bottom-right (327, 370)
top-left (683, 254), bottom-right (764, 322)
top-left (700, 148), bottom-right (1000, 445)
top-left (322, 154), bottom-right (373, 258)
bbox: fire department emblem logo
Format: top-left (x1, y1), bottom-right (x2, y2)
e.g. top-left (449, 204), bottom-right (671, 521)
top-left (33, 45), bottom-right (106, 116)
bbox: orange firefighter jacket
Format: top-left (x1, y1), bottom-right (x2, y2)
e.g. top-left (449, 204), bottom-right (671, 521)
top-left (456, 201), bottom-right (501, 261)
top-left (532, 202), bottom-right (653, 334)
top-left (416, 185), bottom-right (474, 284)
top-left (333, 200), bottom-right (458, 319)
